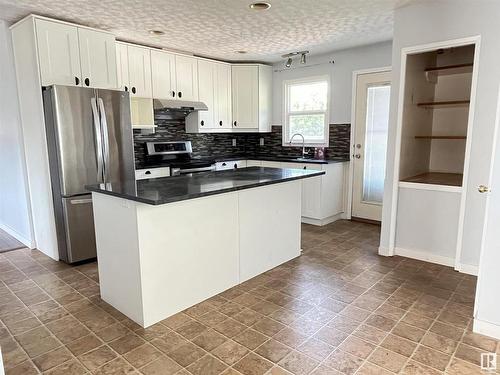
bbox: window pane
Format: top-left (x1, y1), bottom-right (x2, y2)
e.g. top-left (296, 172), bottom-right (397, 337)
top-left (289, 114), bottom-right (325, 141)
top-left (362, 85), bottom-right (390, 204)
top-left (289, 81), bottom-right (327, 111)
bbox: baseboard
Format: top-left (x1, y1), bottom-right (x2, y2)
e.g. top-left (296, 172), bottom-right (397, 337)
top-left (473, 318), bottom-right (500, 341)
top-left (378, 246), bottom-right (391, 256)
top-left (0, 222), bottom-right (34, 249)
top-left (301, 213), bottom-right (343, 226)
top-left (394, 246), bottom-right (455, 267)
top-left (456, 263), bottom-right (479, 276)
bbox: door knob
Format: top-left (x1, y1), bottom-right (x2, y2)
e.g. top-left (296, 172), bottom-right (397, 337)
top-left (355, 154), bottom-right (361, 159)
top-left (478, 185), bottom-right (490, 193)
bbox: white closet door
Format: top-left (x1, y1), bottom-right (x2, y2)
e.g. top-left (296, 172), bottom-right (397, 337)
top-left (127, 45), bottom-right (152, 98)
top-left (197, 60), bottom-right (216, 128)
top-left (78, 28), bottom-right (117, 89)
top-left (231, 65), bottom-right (258, 129)
top-left (175, 55), bottom-right (198, 101)
top-left (216, 63), bottom-right (232, 129)
top-left (35, 19), bottom-right (81, 86)
top-left (151, 50), bottom-right (176, 100)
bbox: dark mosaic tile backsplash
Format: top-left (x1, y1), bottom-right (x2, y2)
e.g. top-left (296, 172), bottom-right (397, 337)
top-left (133, 119), bottom-right (350, 168)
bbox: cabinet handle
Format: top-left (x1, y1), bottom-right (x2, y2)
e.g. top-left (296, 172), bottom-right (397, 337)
top-left (303, 166), bottom-right (307, 170)
top-left (84, 78), bottom-right (90, 86)
top-left (75, 77), bottom-right (80, 86)
top-left (222, 162), bottom-right (226, 166)
top-left (234, 164), bottom-right (238, 169)
top-left (233, 121), bottom-right (237, 126)
top-left (172, 91), bottom-right (176, 97)
top-left (200, 120), bottom-right (204, 126)
top-left (178, 91), bottom-right (182, 98)
top-left (219, 121), bottom-right (223, 126)
top-left (124, 86), bottom-right (128, 92)
top-left (145, 171), bottom-right (151, 175)
top-left (131, 87), bottom-right (136, 94)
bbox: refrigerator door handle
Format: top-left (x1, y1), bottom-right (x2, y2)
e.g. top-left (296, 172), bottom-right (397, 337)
top-left (97, 97), bottom-right (111, 183)
top-left (91, 97), bottom-right (104, 183)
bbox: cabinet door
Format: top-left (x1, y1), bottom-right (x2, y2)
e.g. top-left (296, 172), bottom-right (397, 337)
top-left (231, 65), bottom-right (258, 129)
top-left (175, 55), bottom-right (198, 101)
top-left (197, 60), bottom-right (216, 128)
top-left (116, 43), bottom-right (129, 91)
top-left (216, 63), bottom-right (232, 129)
top-left (127, 45), bottom-right (152, 98)
top-left (78, 28), bottom-right (117, 89)
top-left (35, 19), bottom-right (81, 86)
top-left (151, 50), bottom-right (176, 100)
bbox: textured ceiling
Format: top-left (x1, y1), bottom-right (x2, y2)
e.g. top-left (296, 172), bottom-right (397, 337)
top-left (0, 0), bottom-right (410, 62)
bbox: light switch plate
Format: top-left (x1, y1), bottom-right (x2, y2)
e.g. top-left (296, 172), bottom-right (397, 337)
top-left (259, 138), bottom-right (264, 146)
top-left (232, 139), bottom-right (237, 147)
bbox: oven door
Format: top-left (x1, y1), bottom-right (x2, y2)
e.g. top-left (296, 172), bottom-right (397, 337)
top-left (171, 165), bottom-right (216, 176)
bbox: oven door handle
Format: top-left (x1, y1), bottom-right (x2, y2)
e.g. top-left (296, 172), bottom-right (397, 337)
top-left (172, 165), bottom-right (216, 175)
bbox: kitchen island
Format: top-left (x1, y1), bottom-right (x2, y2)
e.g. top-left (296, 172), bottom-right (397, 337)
top-left (87, 167), bottom-right (324, 327)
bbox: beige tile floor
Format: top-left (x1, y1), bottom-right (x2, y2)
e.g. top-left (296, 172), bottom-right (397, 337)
top-left (0, 220), bottom-right (498, 374)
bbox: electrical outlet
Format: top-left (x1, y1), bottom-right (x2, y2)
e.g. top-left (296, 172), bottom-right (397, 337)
top-left (259, 137), bottom-right (264, 146)
top-left (232, 139), bottom-right (237, 147)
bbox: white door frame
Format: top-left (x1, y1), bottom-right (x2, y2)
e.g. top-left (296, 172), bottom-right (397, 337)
top-left (386, 36), bottom-right (481, 272)
top-left (347, 66), bottom-right (392, 220)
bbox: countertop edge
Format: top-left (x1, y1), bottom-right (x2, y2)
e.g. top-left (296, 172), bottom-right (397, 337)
top-left (88, 169), bottom-right (325, 206)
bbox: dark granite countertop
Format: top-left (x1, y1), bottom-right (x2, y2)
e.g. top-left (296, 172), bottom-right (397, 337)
top-left (137, 155), bottom-right (349, 169)
top-left (87, 167), bottom-right (325, 205)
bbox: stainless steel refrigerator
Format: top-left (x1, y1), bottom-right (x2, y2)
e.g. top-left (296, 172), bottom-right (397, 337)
top-left (43, 85), bottom-right (135, 263)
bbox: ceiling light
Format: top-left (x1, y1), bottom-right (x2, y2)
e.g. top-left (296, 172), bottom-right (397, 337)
top-left (300, 53), bottom-right (306, 64)
top-left (148, 30), bottom-right (165, 36)
top-left (249, 2), bottom-right (271, 10)
top-left (285, 57), bottom-right (292, 68)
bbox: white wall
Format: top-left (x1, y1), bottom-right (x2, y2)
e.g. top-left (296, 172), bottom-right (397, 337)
top-left (380, 1), bottom-right (500, 271)
top-left (272, 41), bottom-right (392, 125)
top-left (0, 20), bottom-right (33, 247)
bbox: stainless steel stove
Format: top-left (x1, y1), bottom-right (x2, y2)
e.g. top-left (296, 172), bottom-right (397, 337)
top-left (144, 141), bottom-right (215, 176)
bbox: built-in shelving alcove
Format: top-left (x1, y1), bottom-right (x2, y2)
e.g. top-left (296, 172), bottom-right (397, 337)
top-left (399, 44), bottom-right (475, 188)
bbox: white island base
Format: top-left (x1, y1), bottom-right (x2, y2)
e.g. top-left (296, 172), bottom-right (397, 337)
top-left (91, 180), bottom-right (302, 328)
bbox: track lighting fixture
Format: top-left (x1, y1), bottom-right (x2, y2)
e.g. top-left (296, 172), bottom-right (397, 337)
top-left (281, 50), bottom-right (309, 68)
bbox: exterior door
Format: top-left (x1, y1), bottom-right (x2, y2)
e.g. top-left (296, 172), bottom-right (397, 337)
top-left (35, 19), bottom-right (81, 86)
top-left (352, 71), bottom-right (391, 221)
top-left (78, 28), bottom-right (117, 89)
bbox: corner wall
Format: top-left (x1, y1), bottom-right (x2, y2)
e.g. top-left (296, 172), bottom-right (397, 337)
top-left (0, 20), bottom-right (33, 247)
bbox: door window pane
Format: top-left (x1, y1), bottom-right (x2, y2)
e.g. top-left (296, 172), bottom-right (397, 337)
top-left (362, 85), bottom-right (390, 204)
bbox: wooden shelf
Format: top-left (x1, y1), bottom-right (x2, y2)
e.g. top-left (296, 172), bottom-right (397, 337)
top-left (415, 135), bottom-right (466, 140)
top-left (417, 100), bottom-right (470, 108)
top-left (425, 63), bottom-right (473, 75)
top-left (401, 172), bottom-right (463, 187)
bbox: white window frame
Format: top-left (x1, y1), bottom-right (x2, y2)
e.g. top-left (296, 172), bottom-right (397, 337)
top-left (282, 75), bottom-right (331, 147)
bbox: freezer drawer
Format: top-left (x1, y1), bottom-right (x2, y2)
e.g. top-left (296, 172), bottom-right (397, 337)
top-left (61, 195), bottom-right (97, 263)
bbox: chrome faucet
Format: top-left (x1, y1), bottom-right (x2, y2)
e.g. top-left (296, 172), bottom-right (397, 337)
top-left (289, 133), bottom-right (306, 158)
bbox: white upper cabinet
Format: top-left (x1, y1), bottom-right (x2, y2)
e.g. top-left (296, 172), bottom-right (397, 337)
top-left (231, 65), bottom-right (258, 129)
top-left (78, 28), bottom-right (117, 89)
top-left (215, 63), bottom-right (232, 129)
top-left (35, 19), bottom-right (81, 86)
top-left (151, 50), bottom-right (176, 100)
top-left (197, 60), bottom-right (217, 129)
top-left (116, 43), bottom-right (129, 91)
top-left (127, 45), bottom-right (152, 98)
top-left (175, 55), bottom-right (198, 101)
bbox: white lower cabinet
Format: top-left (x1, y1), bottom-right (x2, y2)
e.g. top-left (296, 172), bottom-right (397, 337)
top-left (135, 167), bottom-right (170, 180)
top-left (256, 160), bottom-right (346, 225)
top-left (246, 160), bottom-right (263, 167)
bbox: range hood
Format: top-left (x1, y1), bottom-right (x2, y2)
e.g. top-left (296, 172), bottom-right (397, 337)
top-left (153, 98), bottom-right (208, 119)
